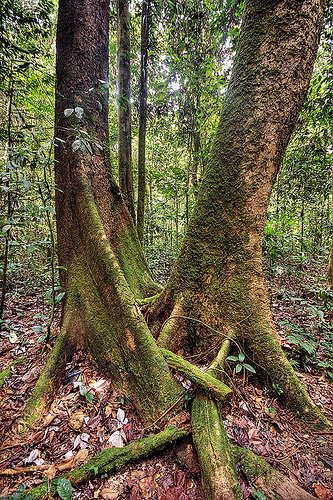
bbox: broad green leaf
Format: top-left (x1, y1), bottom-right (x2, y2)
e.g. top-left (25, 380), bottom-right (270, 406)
top-left (32, 326), bottom-right (45, 334)
top-left (55, 292), bottom-right (65, 305)
top-left (238, 352), bottom-right (245, 362)
top-left (235, 364), bottom-right (242, 373)
top-left (226, 356), bottom-right (238, 362)
top-left (2, 224), bottom-right (11, 233)
top-left (79, 384), bottom-right (87, 396)
top-left (57, 478), bottom-right (72, 500)
top-left (64, 108), bottom-right (74, 117)
top-left (244, 363), bottom-right (256, 373)
top-left (85, 392), bottom-right (93, 403)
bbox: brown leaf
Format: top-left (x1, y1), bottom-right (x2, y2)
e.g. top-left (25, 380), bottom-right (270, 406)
top-left (313, 483), bottom-right (333, 500)
top-left (43, 413), bottom-right (56, 427)
top-left (58, 457), bottom-right (74, 471)
top-left (129, 484), bottom-right (141, 500)
top-left (29, 430), bottom-right (45, 443)
top-left (69, 411), bottom-right (84, 430)
top-left (162, 485), bottom-right (184, 500)
top-left (139, 476), bottom-right (157, 498)
top-left (73, 448), bottom-right (89, 465)
top-left (174, 470), bottom-right (186, 487)
top-left (46, 464), bottom-right (57, 480)
top-left (101, 488), bottom-right (118, 500)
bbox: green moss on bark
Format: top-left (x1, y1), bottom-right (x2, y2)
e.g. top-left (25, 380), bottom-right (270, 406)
top-left (192, 394), bottom-right (243, 500)
top-left (25, 426), bottom-right (189, 499)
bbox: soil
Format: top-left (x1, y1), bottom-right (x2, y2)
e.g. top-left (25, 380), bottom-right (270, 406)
top-left (0, 256), bottom-right (332, 499)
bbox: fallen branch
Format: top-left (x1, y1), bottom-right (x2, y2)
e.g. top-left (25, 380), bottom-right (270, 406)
top-left (24, 425), bottom-right (189, 499)
top-left (0, 465), bottom-right (48, 476)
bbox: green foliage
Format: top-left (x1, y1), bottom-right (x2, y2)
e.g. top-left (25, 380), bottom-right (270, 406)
top-left (56, 478), bottom-right (72, 500)
top-left (251, 487), bottom-right (267, 500)
top-left (0, 483), bottom-right (31, 500)
top-left (226, 352), bottom-right (256, 375)
top-left (77, 375), bottom-right (94, 404)
top-left (272, 383), bottom-right (283, 396)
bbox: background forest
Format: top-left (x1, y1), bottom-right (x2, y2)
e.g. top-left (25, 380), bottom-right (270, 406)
top-left (1, 0), bottom-right (333, 290)
top-left (1, 0), bottom-right (333, 374)
top-left (0, 2), bottom-right (333, 383)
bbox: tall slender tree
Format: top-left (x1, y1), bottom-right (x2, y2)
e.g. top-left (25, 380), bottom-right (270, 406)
top-left (117, 0), bottom-right (136, 222)
top-left (137, 0), bottom-right (150, 244)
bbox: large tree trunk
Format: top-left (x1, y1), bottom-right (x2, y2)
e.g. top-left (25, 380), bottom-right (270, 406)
top-left (23, 0), bottom-right (178, 428)
top-left (150, 0), bottom-right (330, 427)
top-left (19, 0), bottom-right (331, 499)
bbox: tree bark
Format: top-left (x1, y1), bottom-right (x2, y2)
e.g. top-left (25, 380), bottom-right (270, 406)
top-left (137, 0), bottom-right (150, 244)
top-left (117, 0), bottom-right (136, 223)
top-left (151, 0), bottom-right (330, 429)
top-left (22, 0), bottom-right (178, 428)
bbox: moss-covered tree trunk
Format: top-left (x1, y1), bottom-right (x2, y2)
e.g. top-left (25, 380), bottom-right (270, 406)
top-left (151, 0), bottom-right (329, 426)
top-left (23, 0), bottom-right (179, 427)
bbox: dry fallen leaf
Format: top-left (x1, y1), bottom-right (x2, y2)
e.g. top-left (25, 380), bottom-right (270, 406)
top-left (74, 448), bottom-right (89, 464)
top-left (69, 410), bottom-right (85, 430)
top-left (100, 488), bottom-right (118, 500)
top-left (46, 464), bottom-right (57, 480)
top-left (29, 429), bottom-right (46, 444)
top-left (58, 457), bottom-right (74, 471)
top-left (139, 476), bottom-right (157, 498)
top-left (43, 413), bottom-right (56, 427)
top-left (108, 430), bottom-right (124, 448)
top-left (313, 483), bottom-right (332, 500)
top-left (73, 432), bottom-right (90, 449)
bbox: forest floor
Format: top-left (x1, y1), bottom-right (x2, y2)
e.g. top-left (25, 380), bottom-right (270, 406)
top-left (0, 256), bottom-right (332, 500)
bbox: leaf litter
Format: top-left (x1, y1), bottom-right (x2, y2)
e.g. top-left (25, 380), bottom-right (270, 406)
top-left (0, 258), bottom-right (332, 499)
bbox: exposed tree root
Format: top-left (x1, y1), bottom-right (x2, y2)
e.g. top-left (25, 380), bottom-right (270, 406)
top-left (244, 313), bottom-right (332, 431)
top-left (18, 312), bottom-right (74, 430)
top-left (192, 394), bottom-right (243, 500)
top-left (233, 446), bottom-right (318, 500)
top-left (23, 426), bottom-right (189, 499)
top-left (160, 347), bottom-right (232, 403)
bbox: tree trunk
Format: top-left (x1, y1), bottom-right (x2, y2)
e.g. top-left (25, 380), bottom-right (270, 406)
top-left (23, 0), bottom-right (177, 428)
top-left (137, 0), bottom-right (150, 245)
top-left (117, 0), bottom-right (136, 223)
top-left (151, 0), bottom-right (330, 429)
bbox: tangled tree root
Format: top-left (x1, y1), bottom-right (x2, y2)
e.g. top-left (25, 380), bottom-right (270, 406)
top-left (192, 394), bottom-right (243, 500)
top-left (233, 446), bottom-right (317, 500)
top-left (160, 347), bottom-right (232, 403)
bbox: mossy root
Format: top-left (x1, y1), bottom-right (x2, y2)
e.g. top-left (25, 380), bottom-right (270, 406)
top-left (233, 446), bottom-right (317, 500)
top-left (24, 425), bottom-right (189, 499)
top-left (192, 393), bottom-right (243, 500)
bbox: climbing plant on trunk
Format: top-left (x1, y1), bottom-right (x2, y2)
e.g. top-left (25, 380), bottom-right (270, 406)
top-left (20, 0), bottom-right (331, 499)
